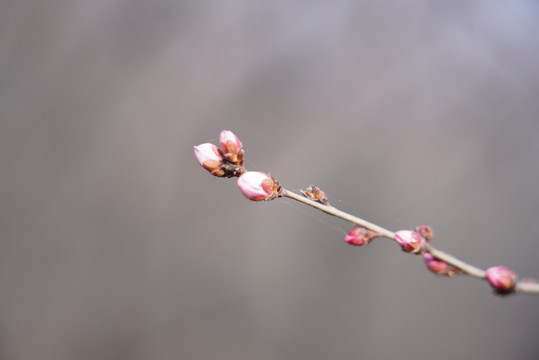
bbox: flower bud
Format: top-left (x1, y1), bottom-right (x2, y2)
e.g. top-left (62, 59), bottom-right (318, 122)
top-left (301, 185), bottom-right (329, 205)
top-left (415, 225), bottom-right (433, 241)
top-left (485, 266), bottom-right (517, 293)
top-left (344, 227), bottom-right (379, 246)
top-left (237, 171), bottom-right (281, 201)
top-left (394, 230), bottom-right (426, 254)
top-left (219, 130), bottom-right (244, 165)
top-left (422, 252), bottom-right (460, 276)
top-left (194, 143), bottom-right (225, 176)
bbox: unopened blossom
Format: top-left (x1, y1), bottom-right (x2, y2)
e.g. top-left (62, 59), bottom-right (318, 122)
top-left (485, 266), bottom-right (517, 293)
top-left (301, 185), bottom-right (329, 205)
top-left (422, 253), bottom-right (460, 276)
top-left (194, 143), bottom-right (225, 177)
top-left (394, 230), bottom-right (425, 254)
top-left (237, 171), bottom-right (281, 201)
top-left (415, 225), bottom-right (433, 241)
top-left (219, 130), bottom-right (244, 164)
top-left (344, 227), bottom-right (379, 246)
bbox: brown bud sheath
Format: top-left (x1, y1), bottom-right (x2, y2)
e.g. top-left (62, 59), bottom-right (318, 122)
top-left (300, 185), bottom-right (329, 205)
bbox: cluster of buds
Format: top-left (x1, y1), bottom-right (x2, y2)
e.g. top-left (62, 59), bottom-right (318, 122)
top-left (194, 130), bottom-right (245, 177)
top-left (195, 130), bottom-right (538, 296)
top-left (344, 227), bottom-right (380, 246)
top-left (412, 226), bottom-right (462, 276)
top-left (194, 130), bottom-right (282, 201)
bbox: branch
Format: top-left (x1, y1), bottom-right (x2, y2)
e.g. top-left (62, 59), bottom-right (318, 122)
top-left (195, 130), bottom-right (539, 296)
top-left (282, 189), bottom-right (395, 239)
top-left (282, 189), bottom-right (487, 279)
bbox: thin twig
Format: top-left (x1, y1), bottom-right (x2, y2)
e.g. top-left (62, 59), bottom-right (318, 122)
top-left (195, 130), bottom-right (539, 296)
top-left (282, 188), bottom-right (539, 295)
top-left (426, 247), bottom-right (484, 279)
top-left (516, 282), bottom-right (539, 295)
top-left (282, 190), bottom-right (395, 238)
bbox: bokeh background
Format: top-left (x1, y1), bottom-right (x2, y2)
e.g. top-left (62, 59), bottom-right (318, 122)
top-left (1, 1), bottom-right (539, 359)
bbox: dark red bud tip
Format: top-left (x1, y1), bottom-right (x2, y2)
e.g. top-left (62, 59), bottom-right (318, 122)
top-left (394, 230), bottom-right (426, 254)
top-left (485, 266), bottom-right (517, 294)
top-left (344, 227), bottom-right (379, 246)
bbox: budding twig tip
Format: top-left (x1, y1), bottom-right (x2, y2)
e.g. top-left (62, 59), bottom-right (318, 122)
top-left (193, 129), bottom-right (539, 296)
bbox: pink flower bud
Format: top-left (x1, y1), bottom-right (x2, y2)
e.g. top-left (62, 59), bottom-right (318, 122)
top-left (415, 225), bottom-right (433, 241)
top-left (194, 143), bottom-right (225, 176)
top-left (237, 171), bottom-right (281, 201)
top-left (422, 252), bottom-right (460, 276)
top-left (219, 130), bottom-right (244, 164)
top-left (394, 230), bottom-right (425, 254)
top-left (344, 227), bottom-right (379, 246)
top-left (485, 266), bottom-right (517, 293)
top-left (422, 253), bottom-right (448, 273)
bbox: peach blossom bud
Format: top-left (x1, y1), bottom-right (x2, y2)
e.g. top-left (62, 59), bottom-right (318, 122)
top-left (415, 225), bottom-right (433, 241)
top-left (485, 266), bottom-right (517, 293)
top-left (344, 227), bottom-right (379, 246)
top-left (422, 252), bottom-right (461, 276)
top-left (194, 143), bottom-right (225, 176)
top-left (422, 253), bottom-right (448, 274)
top-left (237, 171), bottom-right (281, 201)
top-left (394, 230), bottom-right (425, 254)
top-left (301, 185), bottom-right (329, 205)
top-left (219, 130), bottom-right (244, 164)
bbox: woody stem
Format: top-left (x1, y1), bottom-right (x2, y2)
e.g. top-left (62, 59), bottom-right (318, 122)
top-left (281, 188), bottom-right (539, 295)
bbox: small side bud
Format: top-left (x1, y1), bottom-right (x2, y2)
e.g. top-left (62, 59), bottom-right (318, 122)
top-left (344, 227), bottom-right (379, 246)
top-left (237, 171), bottom-right (281, 201)
top-left (485, 266), bottom-right (517, 294)
top-left (219, 130), bottom-right (244, 165)
top-left (422, 252), bottom-right (461, 276)
top-left (194, 143), bottom-right (225, 176)
top-left (415, 225), bottom-right (433, 242)
top-left (300, 185), bottom-right (329, 205)
top-left (394, 230), bottom-right (426, 254)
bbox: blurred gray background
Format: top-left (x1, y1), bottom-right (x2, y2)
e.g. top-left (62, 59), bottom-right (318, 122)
top-left (1, 1), bottom-right (539, 359)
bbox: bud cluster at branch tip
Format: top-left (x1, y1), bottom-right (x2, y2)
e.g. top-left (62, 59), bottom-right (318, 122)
top-left (193, 130), bottom-right (539, 296)
top-left (301, 185), bottom-right (329, 205)
top-left (194, 130), bottom-right (245, 177)
top-left (344, 227), bottom-right (380, 246)
top-left (485, 266), bottom-right (517, 294)
top-left (394, 230), bottom-right (426, 254)
top-left (237, 171), bottom-right (282, 201)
